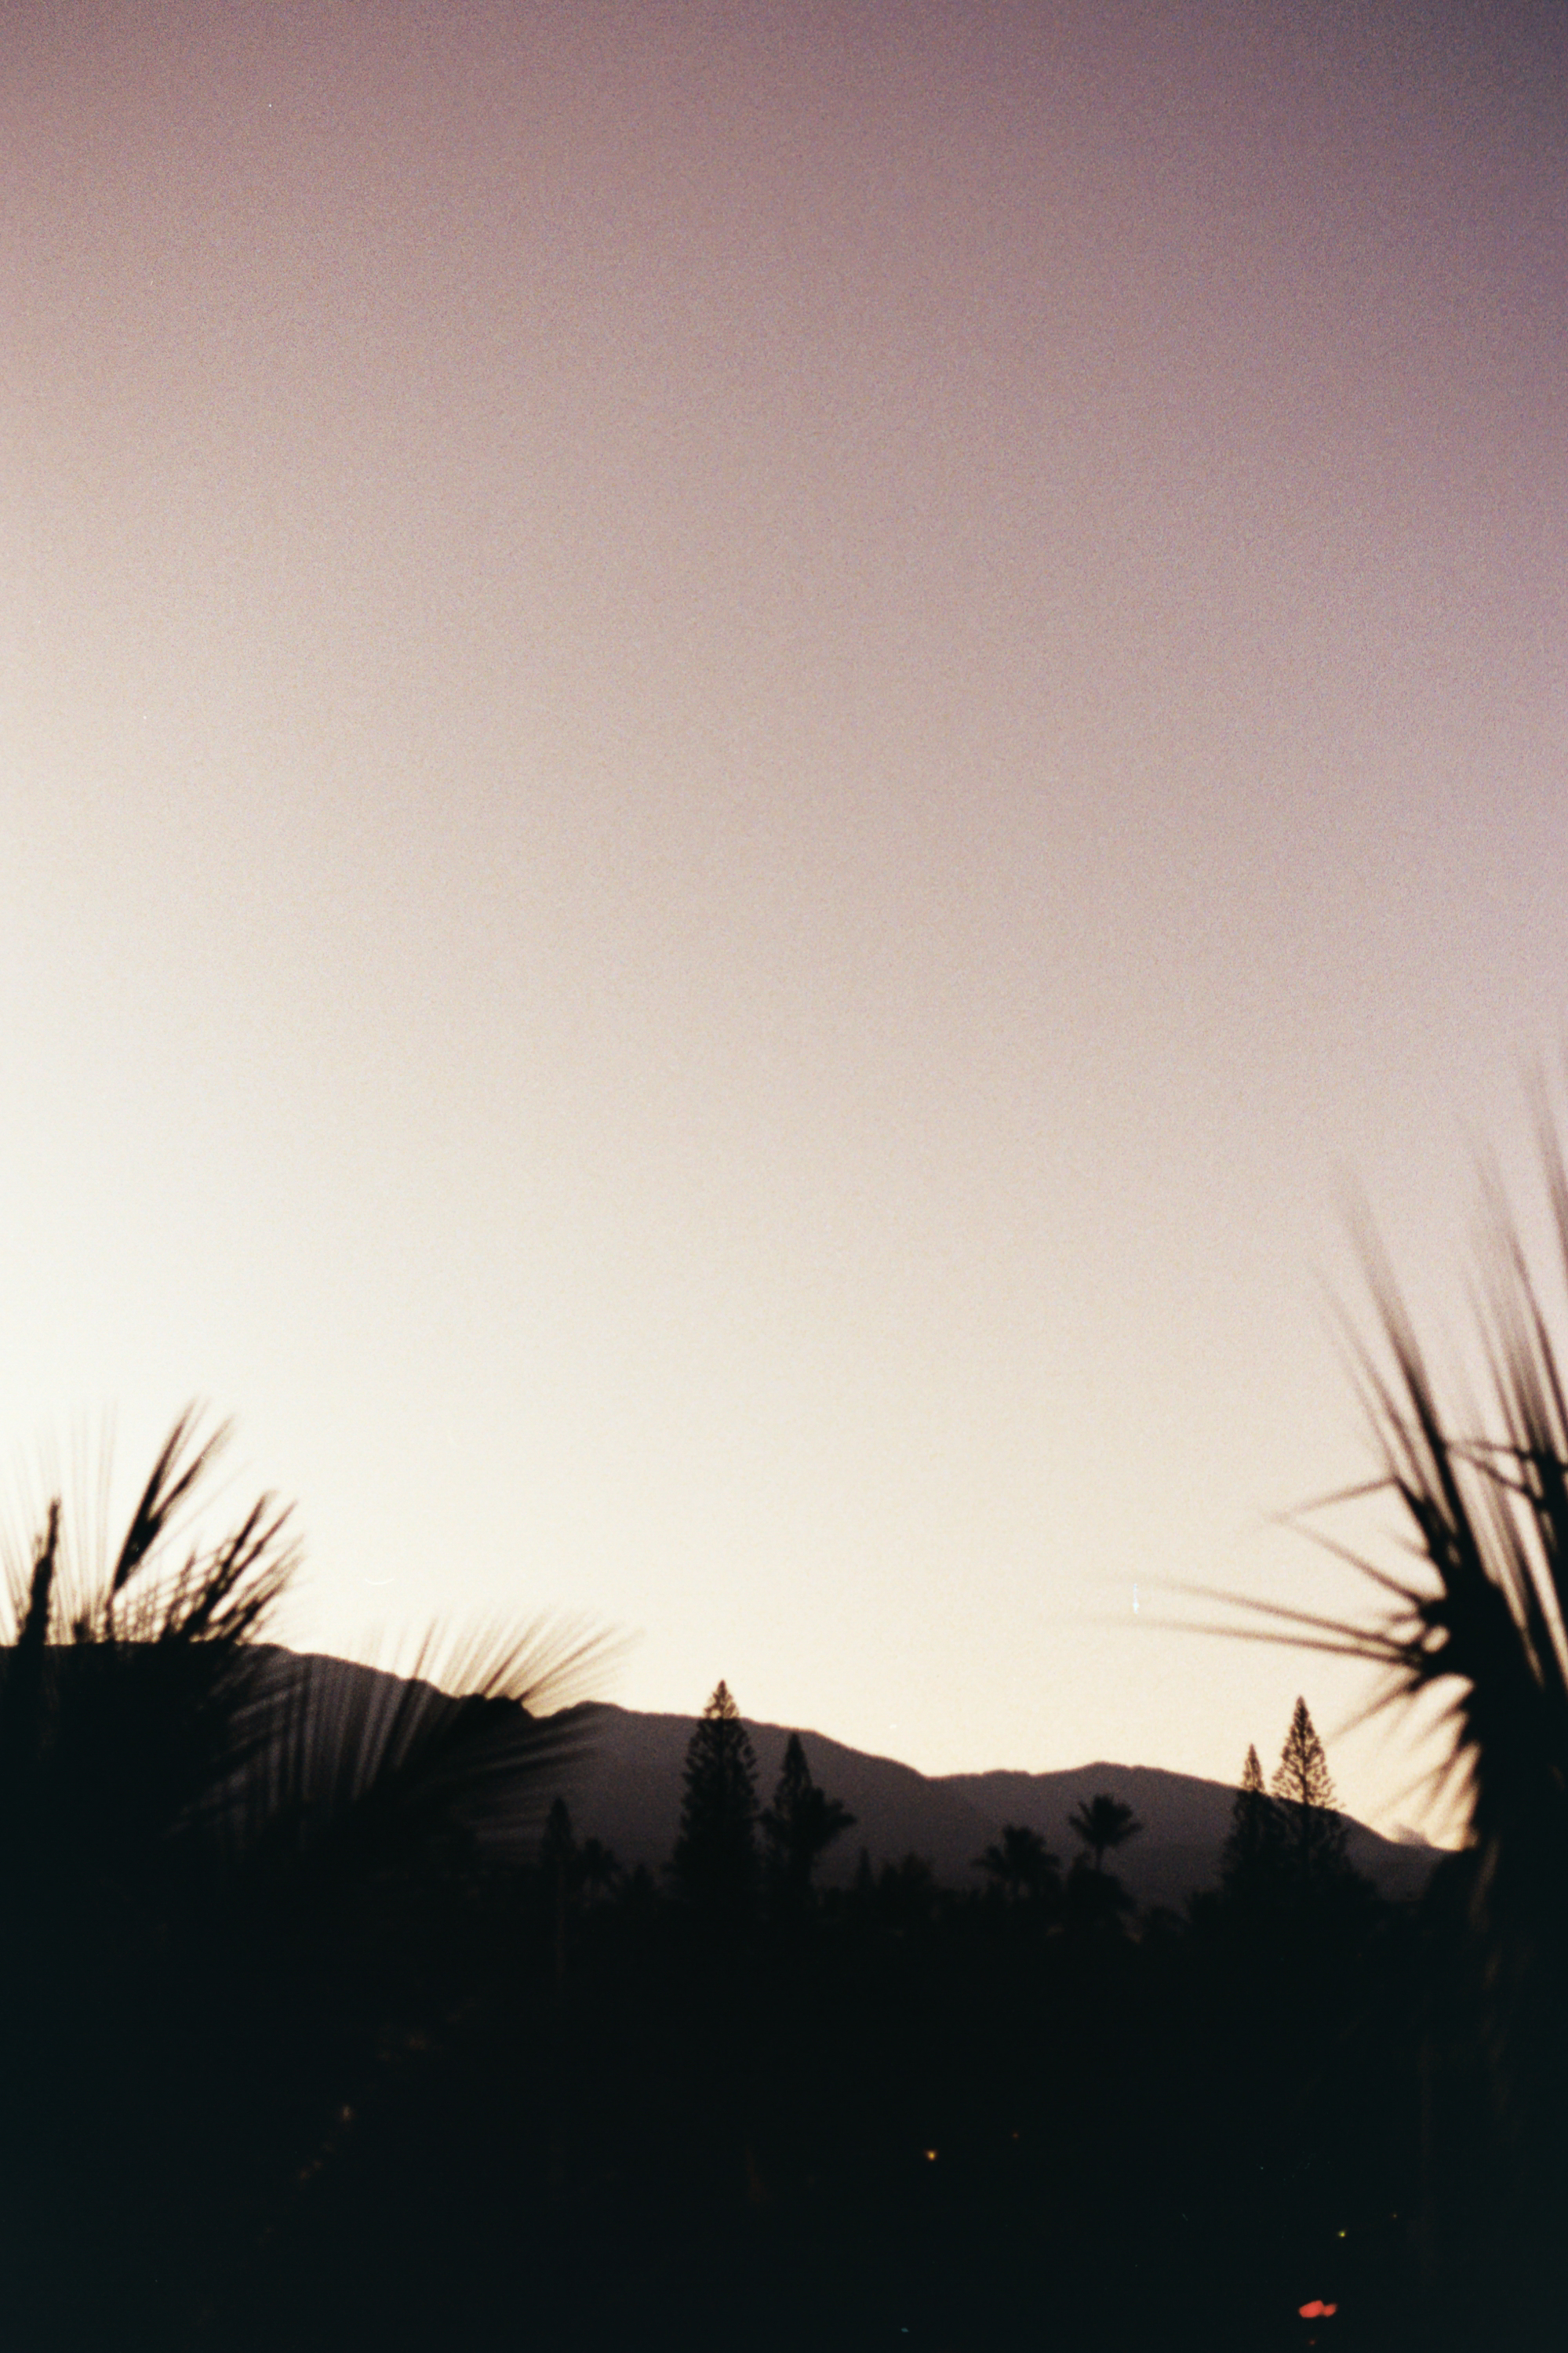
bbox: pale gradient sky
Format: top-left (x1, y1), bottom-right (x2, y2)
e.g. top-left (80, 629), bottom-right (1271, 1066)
top-left (2, 1), bottom-right (1564, 1834)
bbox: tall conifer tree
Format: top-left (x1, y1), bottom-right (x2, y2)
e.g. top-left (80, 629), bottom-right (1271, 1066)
top-left (1271, 1697), bottom-right (1348, 1892)
top-left (760, 1732), bottom-right (855, 1907)
top-left (1220, 1742), bottom-right (1282, 1904)
top-left (672, 1681), bottom-right (759, 1918)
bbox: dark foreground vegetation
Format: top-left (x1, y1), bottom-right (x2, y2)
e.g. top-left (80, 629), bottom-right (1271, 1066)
top-left (0, 1491), bottom-right (1535, 2353)
top-left (9, 1118), bottom-right (1568, 2349)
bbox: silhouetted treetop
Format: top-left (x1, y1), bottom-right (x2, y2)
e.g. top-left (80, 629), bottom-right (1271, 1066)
top-left (1220, 1741), bottom-right (1283, 1904)
top-left (1068, 1791), bottom-right (1142, 1875)
top-left (761, 1731), bottom-right (855, 1906)
top-left (671, 1679), bottom-right (759, 1917)
top-left (976, 1821), bottom-right (1060, 1904)
top-left (1271, 1698), bottom-right (1348, 1892)
top-left (1271, 1699), bottom-right (1336, 1814)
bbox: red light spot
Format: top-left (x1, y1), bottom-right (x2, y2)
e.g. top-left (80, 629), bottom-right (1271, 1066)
top-left (1297, 2302), bottom-right (1338, 2321)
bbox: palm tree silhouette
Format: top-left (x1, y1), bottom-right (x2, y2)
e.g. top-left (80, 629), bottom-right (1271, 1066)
top-left (976, 1821), bottom-right (1060, 1903)
top-left (1202, 1107), bottom-right (1568, 2337)
top-left (1068, 1792), bottom-right (1141, 1875)
top-left (0, 1408), bottom-right (615, 2347)
top-left (1222, 1140), bottom-right (1568, 1999)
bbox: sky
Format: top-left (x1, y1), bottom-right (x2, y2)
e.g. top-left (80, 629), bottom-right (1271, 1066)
top-left (2, 0), bottom-right (1564, 1837)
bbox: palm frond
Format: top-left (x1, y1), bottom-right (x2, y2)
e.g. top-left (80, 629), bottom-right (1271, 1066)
top-left (108, 1406), bottom-right (231, 1596)
top-left (1213, 1147), bottom-right (1568, 1940)
top-left (238, 1616), bottom-right (626, 1878)
top-left (0, 1412), bottom-right (621, 1888)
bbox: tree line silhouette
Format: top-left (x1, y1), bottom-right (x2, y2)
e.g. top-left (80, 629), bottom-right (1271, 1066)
top-left (7, 1106), bottom-right (1568, 2347)
top-left (517, 1682), bottom-right (1413, 2351)
top-left (0, 1442), bottom-right (1409, 2353)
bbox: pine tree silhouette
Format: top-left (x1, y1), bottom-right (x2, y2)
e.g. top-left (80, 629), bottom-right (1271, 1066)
top-left (1271, 1697), bottom-right (1348, 1893)
top-left (760, 1731), bottom-right (854, 1907)
top-left (1221, 1742), bottom-right (1283, 1904)
top-left (671, 1681), bottom-right (759, 1920)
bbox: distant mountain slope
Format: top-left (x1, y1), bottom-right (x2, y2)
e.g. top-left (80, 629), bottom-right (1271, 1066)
top-left (251, 1655), bottom-right (1442, 1910)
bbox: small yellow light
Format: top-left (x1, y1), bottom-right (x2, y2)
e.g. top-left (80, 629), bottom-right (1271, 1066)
top-left (923, 2148), bottom-right (937, 2162)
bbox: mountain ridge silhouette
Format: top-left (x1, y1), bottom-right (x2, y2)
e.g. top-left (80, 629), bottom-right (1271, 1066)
top-left (255, 1650), bottom-right (1441, 1908)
